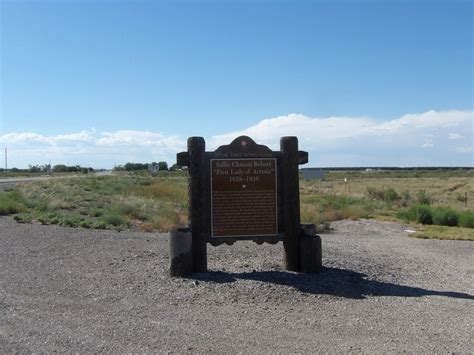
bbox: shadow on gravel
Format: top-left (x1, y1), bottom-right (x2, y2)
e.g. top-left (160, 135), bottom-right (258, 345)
top-left (191, 267), bottom-right (474, 300)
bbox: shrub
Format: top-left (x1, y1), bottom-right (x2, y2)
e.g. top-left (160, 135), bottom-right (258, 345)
top-left (366, 186), bottom-right (399, 202)
top-left (301, 204), bottom-right (324, 225)
top-left (13, 213), bottom-right (33, 223)
top-left (397, 204), bottom-right (433, 225)
top-left (416, 190), bottom-right (432, 205)
top-left (399, 190), bottom-right (412, 207)
top-left (432, 207), bottom-right (459, 227)
top-left (93, 221), bottom-right (109, 230)
top-left (456, 193), bottom-right (468, 203)
top-left (458, 211), bottom-right (474, 228)
top-left (0, 190), bottom-right (27, 215)
top-left (414, 205), bottom-right (433, 225)
top-left (101, 210), bottom-right (130, 227)
top-left (383, 188), bottom-right (398, 202)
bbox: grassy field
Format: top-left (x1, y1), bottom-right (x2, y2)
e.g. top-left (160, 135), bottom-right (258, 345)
top-left (0, 169), bottom-right (473, 239)
top-left (0, 172), bottom-right (188, 231)
top-left (300, 169), bottom-right (474, 240)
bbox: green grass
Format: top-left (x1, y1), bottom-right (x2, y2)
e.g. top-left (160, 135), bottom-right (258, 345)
top-left (412, 225), bottom-right (474, 241)
top-left (0, 173), bottom-right (188, 231)
top-left (397, 204), bottom-right (474, 229)
top-left (0, 169), bottom-right (472, 239)
top-left (0, 190), bottom-right (28, 215)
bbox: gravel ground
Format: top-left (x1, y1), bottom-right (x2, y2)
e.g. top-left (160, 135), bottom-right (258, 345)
top-left (0, 216), bottom-right (473, 353)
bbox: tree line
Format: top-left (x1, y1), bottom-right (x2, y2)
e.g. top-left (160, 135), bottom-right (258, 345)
top-left (114, 161), bottom-right (181, 172)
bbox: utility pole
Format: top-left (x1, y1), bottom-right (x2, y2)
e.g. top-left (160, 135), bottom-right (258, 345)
top-left (4, 148), bottom-right (7, 175)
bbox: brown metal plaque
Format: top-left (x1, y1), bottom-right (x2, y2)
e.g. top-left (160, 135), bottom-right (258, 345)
top-left (211, 158), bottom-right (277, 237)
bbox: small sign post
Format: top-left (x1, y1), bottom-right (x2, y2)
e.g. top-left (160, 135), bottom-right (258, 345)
top-left (169, 136), bottom-right (322, 276)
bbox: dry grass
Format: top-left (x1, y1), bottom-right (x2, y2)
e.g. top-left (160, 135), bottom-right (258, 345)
top-left (1, 169), bottom-right (472, 239)
top-left (412, 225), bottom-right (474, 241)
top-left (302, 171), bottom-right (474, 212)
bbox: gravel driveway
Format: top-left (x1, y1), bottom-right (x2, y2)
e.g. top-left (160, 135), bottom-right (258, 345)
top-left (0, 216), bottom-right (472, 353)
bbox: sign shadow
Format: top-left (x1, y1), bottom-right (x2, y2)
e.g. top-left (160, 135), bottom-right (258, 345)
top-left (190, 267), bottom-right (474, 300)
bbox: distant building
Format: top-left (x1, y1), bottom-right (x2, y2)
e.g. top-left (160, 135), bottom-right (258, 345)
top-left (148, 163), bottom-right (160, 173)
top-left (301, 168), bottom-right (325, 180)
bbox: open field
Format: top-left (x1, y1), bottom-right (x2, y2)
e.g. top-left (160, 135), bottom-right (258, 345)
top-left (1, 217), bottom-right (472, 352)
top-left (0, 169), bottom-right (473, 239)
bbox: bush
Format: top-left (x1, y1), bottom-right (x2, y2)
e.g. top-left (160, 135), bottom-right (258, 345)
top-left (416, 190), bottom-right (432, 205)
top-left (398, 204), bottom-right (433, 225)
top-left (101, 210), bottom-right (130, 227)
top-left (459, 211), bottom-right (474, 228)
top-left (366, 186), bottom-right (399, 202)
top-left (432, 207), bottom-right (458, 227)
top-left (0, 190), bottom-right (27, 215)
top-left (398, 204), bottom-right (474, 228)
top-left (383, 188), bottom-right (399, 202)
top-left (456, 193), bottom-right (468, 203)
top-left (414, 205), bottom-right (433, 225)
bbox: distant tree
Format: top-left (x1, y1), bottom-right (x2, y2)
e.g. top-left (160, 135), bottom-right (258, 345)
top-left (158, 161), bottom-right (168, 171)
top-left (124, 162), bottom-right (148, 171)
top-left (29, 165), bottom-right (41, 173)
top-left (53, 164), bottom-right (67, 173)
top-left (169, 163), bottom-right (181, 171)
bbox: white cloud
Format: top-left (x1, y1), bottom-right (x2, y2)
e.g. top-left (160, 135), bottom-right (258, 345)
top-left (0, 130), bottom-right (96, 145)
top-left (53, 130), bottom-right (95, 143)
top-left (456, 146), bottom-right (473, 153)
top-left (96, 130), bottom-right (184, 149)
top-left (0, 129), bottom-right (186, 168)
top-left (448, 133), bottom-right (463, 140)
top-left (211, 110), bottom-right (472, 150)
top-left (0, 110), bottom-right (472, 168)
top-left (421, 139), bottom-right (434, 148)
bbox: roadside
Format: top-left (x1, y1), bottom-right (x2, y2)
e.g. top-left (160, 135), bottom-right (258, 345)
top-left (1, 217), bottom-right (472, 352)
top-left (0, 170), bottom-right (113, 191)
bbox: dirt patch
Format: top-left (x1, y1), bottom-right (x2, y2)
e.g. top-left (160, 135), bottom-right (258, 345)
top-left (0, 217), bottom-right (472, 352)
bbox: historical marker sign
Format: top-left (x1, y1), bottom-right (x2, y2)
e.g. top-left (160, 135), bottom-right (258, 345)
top-left (172, 135), bottom-right (322, 276)
top-left (211, 158), bottom-right (277, 237)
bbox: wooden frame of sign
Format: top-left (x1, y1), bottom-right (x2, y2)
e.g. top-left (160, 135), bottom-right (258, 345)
top-left (170, 135), bottom-right (322, 276)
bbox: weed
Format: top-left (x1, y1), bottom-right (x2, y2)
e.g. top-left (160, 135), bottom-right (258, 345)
top-left (301, 204), bottom-right (325, 225)
top-left (432, 206), bottom-right (459, 227)
top-left (366, 186), bottom-right (399, 202)
top-left (412, 225), bottom-right (474, 241)
top-left (397, 204), bottom-right (433, 225)
top-left (458, 211), bottom-right (474, 228)
top-left (0, 190), bottom-right (27, 215)
top-left (416, 190), bottom-right (432, 205)
top-left (93, 220), bottom-right (109, 230)
top-left (456, 192), bottom-right (468, 203)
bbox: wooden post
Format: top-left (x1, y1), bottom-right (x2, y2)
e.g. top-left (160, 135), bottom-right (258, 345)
top-left (299, 224), bottom-right (322, 273)
top-left (169, 226), bottom-right (193, 277)
top-left (187, 137), bottom-right (207, 272)
top-left (281, 136), bottom-right (301, 272)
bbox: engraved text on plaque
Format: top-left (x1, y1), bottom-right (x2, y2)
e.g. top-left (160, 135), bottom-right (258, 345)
top-left (211, 158), bottom-right (277, 237)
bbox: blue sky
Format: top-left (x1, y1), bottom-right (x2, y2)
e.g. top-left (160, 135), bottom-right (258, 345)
top-left (1, 0), bottom-right (472, 168)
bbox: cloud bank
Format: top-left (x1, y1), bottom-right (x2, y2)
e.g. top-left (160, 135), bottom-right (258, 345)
top-left (0, 110), bottom-right (472, 168)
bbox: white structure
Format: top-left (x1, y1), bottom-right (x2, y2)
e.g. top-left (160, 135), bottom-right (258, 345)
top-left (302, 168), bottom-right (325, 180)
top-left (148, 163), bottom-right (160, 172)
